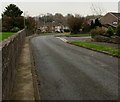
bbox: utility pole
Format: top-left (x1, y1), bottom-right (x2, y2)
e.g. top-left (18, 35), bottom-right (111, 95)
top-left (40, 14), bottom-right (45, 33)
top-left (35, 17), bottom-right (38, 33)
top-left (24, 12), bottom-right (26, 29)
top-left (44, 14), bottom-right (47, 33)
top-left (24, 11), bottom-right (28, 29)
top-left (44, 15), bottom-right (45, 27)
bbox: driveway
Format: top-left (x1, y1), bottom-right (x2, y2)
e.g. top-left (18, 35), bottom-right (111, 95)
top-left (61, 36), bottom-right (120, 49)
top-left (63, 36), bottom-right (91, 42)
top-left (30, 34), bottom-right (118, 100)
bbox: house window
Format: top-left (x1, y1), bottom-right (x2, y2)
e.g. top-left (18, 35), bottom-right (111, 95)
top-left (113, 22), bottom-right (118, 25)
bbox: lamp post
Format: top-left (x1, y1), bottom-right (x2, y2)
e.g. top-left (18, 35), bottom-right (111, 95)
top-left (118, 1), bottom-right (120, 24)
top-left (24, 12), bottom-right (25, 29)
top-left (24, 11), bottom-right (28, 29)
top-left (40, 14), bottom-right (46, 33)
top-left (34, 17), bottom-right (38, 33)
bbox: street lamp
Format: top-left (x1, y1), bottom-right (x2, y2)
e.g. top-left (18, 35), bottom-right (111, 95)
top-left (24, 12), bottom-right (25, 29)
top-left (40, 14), bottom-right (46, 33)
top-left (24, 11), bottom-right (28, 29)
top-left (34, 17), bottom-right (38, 32)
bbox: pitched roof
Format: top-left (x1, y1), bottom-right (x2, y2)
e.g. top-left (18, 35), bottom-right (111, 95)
top-left (110, 12), bottom-right (120, 18)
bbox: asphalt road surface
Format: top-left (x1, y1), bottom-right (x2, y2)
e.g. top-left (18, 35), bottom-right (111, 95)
top-left (31, 34), bottom-right (119, 100)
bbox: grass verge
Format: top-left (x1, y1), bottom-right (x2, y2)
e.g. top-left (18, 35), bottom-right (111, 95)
top-left (0, 32), bottom-right (16, 41)
top-left (39, 32), bottom-right (62, 35)
top-left (57, 33), bottom-right (90, 37)
top-left (68, 41), bottom-right (120, 57)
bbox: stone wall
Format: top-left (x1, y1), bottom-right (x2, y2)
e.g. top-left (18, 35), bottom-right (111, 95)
top-left (1, 29), bottom-right (34, 100)
top-left (92, 35), bottom-right (120, 44)
top-left (26, 29), bottom-right (34, 36)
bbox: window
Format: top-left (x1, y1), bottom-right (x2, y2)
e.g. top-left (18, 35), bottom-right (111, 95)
top-left (113, 21), bottom-right (118, 25)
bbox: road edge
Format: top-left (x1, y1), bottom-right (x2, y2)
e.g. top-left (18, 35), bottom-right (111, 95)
top-left (68, 42), bottom-right (120, 58)
top-left (29, 35), bottom-right (41, 101)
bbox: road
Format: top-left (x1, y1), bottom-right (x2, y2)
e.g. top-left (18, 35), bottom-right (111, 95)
top-left (30, 34), bottom-right (118, 100)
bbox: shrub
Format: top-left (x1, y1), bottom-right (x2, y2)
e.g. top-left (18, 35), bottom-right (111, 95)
top-left (2, 16), bottom-right (14, 32)
top-left (26, 17), bottom-right (36, 30)
top-left (106, 26), bottom-right (114, 37)
top-left (82, 24), bottom-right (91, 33)
top-left (90, 29), bottom-right (97, 36)
top-left (116, 24), bottom-right (120, 36)
top-left (15, 16), bottom-right (24, 29)
top-left (10, 27), bottom-right (20, 32)
top-left (64, 29), bottom-right (70, 32)
top-left (90, 27), bottom-right (106, 36)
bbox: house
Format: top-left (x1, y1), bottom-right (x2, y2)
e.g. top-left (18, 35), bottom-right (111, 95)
top-left (40, 26), bottom-right (52, 33)
top-left (100, 12), bottom-right (120, 28)
top-left (119, 1), bottom-right (120, 13)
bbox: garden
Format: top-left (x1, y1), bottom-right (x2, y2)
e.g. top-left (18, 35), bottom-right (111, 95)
top-left (1, 4), bottom-right (36, 42)
top-left (68, 20), bottom-right (120, 57)
top-left (90, 24), bottom-right (120, 44)
top-left (0, 32), bottom-right (15, 42)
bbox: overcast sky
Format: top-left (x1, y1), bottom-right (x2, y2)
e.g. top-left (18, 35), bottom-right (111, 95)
top-left (0, 0), bottom-right (119, 18)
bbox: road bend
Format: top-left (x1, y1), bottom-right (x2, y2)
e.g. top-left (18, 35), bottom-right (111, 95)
top-left (30, 34), bottom-right (118, 100)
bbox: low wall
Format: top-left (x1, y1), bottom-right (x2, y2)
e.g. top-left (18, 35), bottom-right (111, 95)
top-left (92, 35), bottom-right (120, 44)
top-left (1, 29), bottom-right (34, 100)
top-left (26, 29), bottom-right (34, 36)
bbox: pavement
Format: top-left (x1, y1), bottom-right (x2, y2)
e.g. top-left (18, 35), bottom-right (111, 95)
top-left (30, 34), bottom-right (119, 100)
top-left (11, 36), bottom-right (35, 100)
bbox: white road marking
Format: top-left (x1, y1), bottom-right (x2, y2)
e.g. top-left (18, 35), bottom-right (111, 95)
top-left (56, 37), bottom-right (68, 42)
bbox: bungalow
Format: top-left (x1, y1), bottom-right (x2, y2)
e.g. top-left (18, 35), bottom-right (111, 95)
top-left (100, 12), bottom-right (120, 28)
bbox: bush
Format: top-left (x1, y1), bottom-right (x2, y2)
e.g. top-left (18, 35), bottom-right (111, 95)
top-left (64, 29), bottom-right (70, 32)
top-left (82, 24), bottom-right (91, 33)
top-left (10, 27), bottom-right (20, 32)
top-left (106, 26), bottom-right (114, 37)
top-left (116, 24), bottom-right (120, 36)
top-left (90, 27), bottom-right (106, 36)
top-left (2, 16), bottom-right (14, 32)
top-left (90, 29), bottom-right (97, 36)
top-left (26, 17), bottom-right (36, 30)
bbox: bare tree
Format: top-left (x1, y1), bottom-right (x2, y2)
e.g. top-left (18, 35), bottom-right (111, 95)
top-left (67, 16), bottom-right (84, 34)
top-left (90, 3), bottom-right (105, 15)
